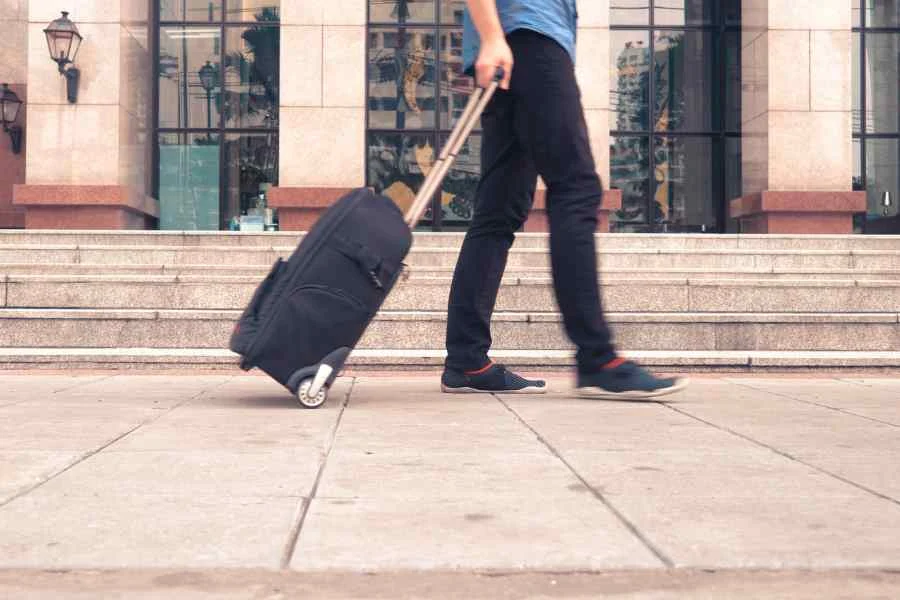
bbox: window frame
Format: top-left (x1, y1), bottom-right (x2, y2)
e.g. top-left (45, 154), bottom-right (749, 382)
top-left (610, 1), bottom-right (741, 233)
top-left (153, 0), bottom-right (281, 230)
top-left (366, 1), bottom-right (471, 231)
top-left (853, 3), bottom-right (900, 232)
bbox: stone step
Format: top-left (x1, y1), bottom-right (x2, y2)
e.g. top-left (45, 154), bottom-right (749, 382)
top-left (2, 230), bottom-right (899, 251)
top-left (5, 276), bottom-right (900, 313)
top-left (3, 245), bottom-right (900, 271)
top-left (5, 263), bottom-right (900, 281)
top-left (0, 309), bottom-right (896, 351)
top-left (2, 347), bottom-right (899, 371)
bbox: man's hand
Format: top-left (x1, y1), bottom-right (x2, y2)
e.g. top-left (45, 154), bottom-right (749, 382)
top-left (467, 0), bottom-right (513, 89)
top-left (475, 36), bottom-right (513, 90)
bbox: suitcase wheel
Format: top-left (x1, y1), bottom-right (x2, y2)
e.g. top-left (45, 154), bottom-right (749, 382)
top-left (296, 377), bottom-right (328, 409)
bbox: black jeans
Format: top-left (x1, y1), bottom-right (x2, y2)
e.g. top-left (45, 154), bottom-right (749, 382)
top-left (445, 29), bottom-right (617, 374)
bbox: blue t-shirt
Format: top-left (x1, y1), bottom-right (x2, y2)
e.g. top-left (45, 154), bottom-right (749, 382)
top-left (463, 0), bottom-right (578, 73)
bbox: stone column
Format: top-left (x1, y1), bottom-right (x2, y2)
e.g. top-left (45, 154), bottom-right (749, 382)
top-left (0, 0), bottom-right (27, 228)
top-left (523, 0), bottom-right (621, 233)
top-left (13, 1), bottom-right (156, 229)
top-left (269, 0), bottom-right (366, 231)
top-left (732, 0), bottom-right (864, 234)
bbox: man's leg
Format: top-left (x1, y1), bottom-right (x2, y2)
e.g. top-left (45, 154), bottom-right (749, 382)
top-left (506, 30), bottom-right (688, 399)
top-left (506, 30), bottom-right (616, 371)
top-left (445, 91), bottom-right (537, 373)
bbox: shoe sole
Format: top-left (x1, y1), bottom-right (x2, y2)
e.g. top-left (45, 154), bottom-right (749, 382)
top-left (441, 384), bottom-right (548, 395)
top-left (576, 378), bottom-right (691, 401)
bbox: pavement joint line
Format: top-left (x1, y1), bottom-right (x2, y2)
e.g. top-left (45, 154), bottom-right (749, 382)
top-left (729, 379), bottom-right (900, 429)
top-left (493, 394), bottom-right (675, 569)
top-left (279, 377), bottom-right (356, 570)
top-left (0, 377), bottom-right (231, 511)
top-left (662, 403), bottom-right (900, 509)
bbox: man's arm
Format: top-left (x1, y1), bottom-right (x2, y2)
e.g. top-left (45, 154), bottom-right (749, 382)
top-left (467, 0), bottom-right (513, 89)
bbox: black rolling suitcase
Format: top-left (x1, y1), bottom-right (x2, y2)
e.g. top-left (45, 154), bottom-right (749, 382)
top-left (229, 73), bottom-right (501, 408)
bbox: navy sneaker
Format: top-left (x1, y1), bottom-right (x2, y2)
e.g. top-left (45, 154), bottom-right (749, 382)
top-left (441, 363), bottom-right (547, 394)
top-left (577, 359), bottom-right (688, 400)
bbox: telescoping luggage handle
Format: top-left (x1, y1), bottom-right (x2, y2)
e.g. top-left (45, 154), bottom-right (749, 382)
top-left (403, 68), bottom-right (504, 229)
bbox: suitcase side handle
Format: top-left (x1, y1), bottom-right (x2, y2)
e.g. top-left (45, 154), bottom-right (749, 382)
top-left (403, 70), bottom-right (503, 229)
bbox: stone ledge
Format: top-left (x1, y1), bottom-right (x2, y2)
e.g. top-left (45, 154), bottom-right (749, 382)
top-left (730, 191), bottom-right (866, 235)
top-left (13, 185), bottom-right (159, 230)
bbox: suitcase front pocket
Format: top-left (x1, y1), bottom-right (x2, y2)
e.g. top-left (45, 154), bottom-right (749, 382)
top-left (256, 285), bottom-right (371, 376)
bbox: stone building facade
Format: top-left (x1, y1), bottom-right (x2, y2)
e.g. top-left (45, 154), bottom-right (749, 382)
top-left (0, 0), bottom-right (896, 234)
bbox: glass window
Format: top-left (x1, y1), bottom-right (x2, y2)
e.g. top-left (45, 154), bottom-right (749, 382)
top-left (864, 33), bottom-right (899, 133)
top-left (611, 0), bottom-right (651, 26)
top-left (370, 0), bottom-right (436, 24)
top-left (610, 31), bottom-right (651, 132)
top-left (654, 30), bottom-right (714, 132)
top-left (865, 0), bottom-right (900, 27)
top-left (654, 136), bottom-right (716, 231)
top-left (654, 0), bottom-right (716, 27)
top-left (160, 0), bottom-right (221, 22)
top-left (155, 1), bottom-right (280, 231)
top-left (368, 132), bottom-right (436, 222)
top-left (368, 28), bottom-right (438, 129)
top-left (853, 32), bottom-right (862, 133)
top-left (440, 29), bottom-right (476, 129)
top-left (158, 133), bottom-right (221, 230)
top-left (223, 133), bottom-right (279, 229)
top-left (223, 25), bottom-right (279, 128)
top-left (440, 133), bottom-right (481, 229)
top-left (158, 27), bottom-right (222, 129)
top-left (866, 139), bottom-right (900, 219)
top-left (226, 0), bottom-right (280, 22)
top-left (440, 0), bottom-right (467, 25)
top-left (611, 135), bottom-right (651, 229)
top-left (724, 31), bottom-right (741, 132)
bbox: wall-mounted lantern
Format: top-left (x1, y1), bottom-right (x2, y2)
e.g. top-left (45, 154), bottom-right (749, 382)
top-left (0, 83), bottom-right (23, 154)
top-left (43, 11), bottom-right (83, 104)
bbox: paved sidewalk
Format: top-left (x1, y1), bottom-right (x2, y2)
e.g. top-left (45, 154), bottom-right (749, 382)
top-left (0, 373), bottom-right (898, 598)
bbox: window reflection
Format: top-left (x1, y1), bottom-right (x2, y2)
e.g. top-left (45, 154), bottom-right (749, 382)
top-left (440, 134), bottom-right (481, 228)
top-left (226, 0), bottom-right (280, 21)
top-left (370, 0), bottom-right (435, 24)
top-left (368, 132), bottom-right (436, 222)
top-left (160, 0), bottom-right (221, 22)
top-left (158, 27), bottom-right (222, 129)
top-left (369, 28), bottom-right (437, 129)
top-left (865, 0), bottom-right (900, 27)
top-left (611, 0), bottom-right (650, 25)
top-left (863, 33), bottom-right (899, 133)
top-left (654, 30), bottom-right (714, 132)
top-left (224, 25), bottom-right (279, 128)
top-left (654, 0), bottom-right (715, 26)
top-left (610, 31), bottom-right (651, 132)
top-left (866, 139), bottom-right (900, 220)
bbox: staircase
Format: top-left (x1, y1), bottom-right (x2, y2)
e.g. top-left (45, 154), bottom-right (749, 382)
top-left (1, 230), bottom-right (899, 371)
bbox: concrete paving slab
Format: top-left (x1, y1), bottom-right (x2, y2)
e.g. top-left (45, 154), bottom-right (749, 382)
top-left (0, 405), bottom-right (154, 451)
top-left (317, 448), bottom-right (580, 500)
top-left (292, 495), bottom-right (663, 570)
top-left (30, 450), bottom-right (320, 500)
top-left (0, 375), bottom-right (109, 406)
top-left (34, 375), bottom-right (233, 409)
top-left (669, 381), bottom-right (900, 501)
top-left (0, 451), bottom-right (81, 504)
top-left (336, 377), bottom-right (549, 453)
top-left (0, 493), bottom-right (299, 568)
top-left (2, 569), bottom-right (900, 600)
top-left (725, 378), bottom-right (900, 426)
top-left (110, 409), bottom-right (339, 452)
top-left (607, 492), bottom-right (900, 568)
